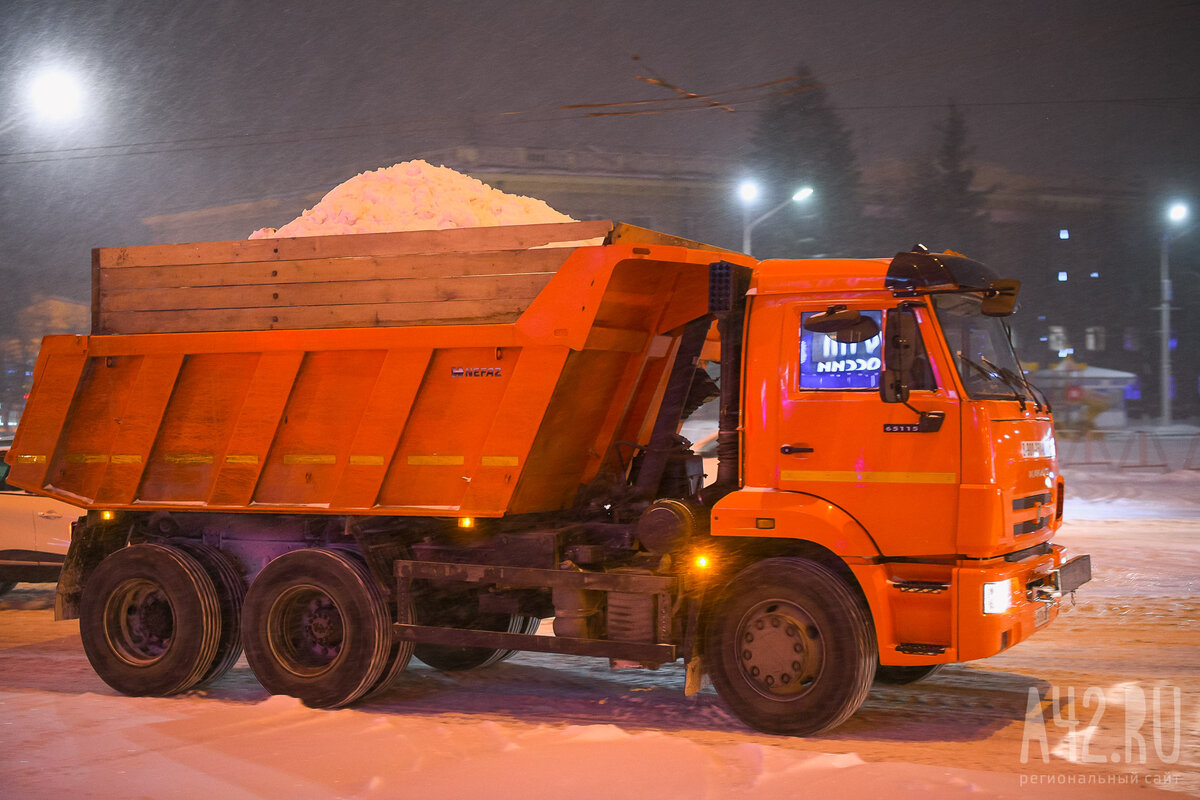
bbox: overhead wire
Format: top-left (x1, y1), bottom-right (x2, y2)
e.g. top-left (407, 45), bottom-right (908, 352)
top-left (0, 75), bottom-right (815, 166)
top-left (1, 58), bottom-right (1195, 167)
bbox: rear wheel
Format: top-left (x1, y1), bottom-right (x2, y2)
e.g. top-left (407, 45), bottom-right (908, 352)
top-left (176, 541), bottom-right (247, 688)
top-left (414, 588), bottom-right (540, 672)
top-left (875, 664), bottom-right (943, 685)
top-left (242, 548), bottom-right (392, 708)
top-left (79, 543), bottom-right (222, 696)
top-left (346, 552), bottom-right (414, 701)
top-left (706, 558), bottom-right (876, 736)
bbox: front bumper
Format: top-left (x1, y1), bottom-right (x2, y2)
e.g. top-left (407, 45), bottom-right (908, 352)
top-left (956, 547), bottom-right (1090, 661)
top-left (861, 545), bottom-right (1091, 666)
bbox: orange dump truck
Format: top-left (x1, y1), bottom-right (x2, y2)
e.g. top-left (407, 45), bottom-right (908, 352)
top-left (7, 220), bottom-right (1089, 734)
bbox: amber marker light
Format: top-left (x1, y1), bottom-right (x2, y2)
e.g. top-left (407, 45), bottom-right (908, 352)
top-left (457, 517), bottom-right (475, 529)
top-left (694, 554), bottom-right (711, 570)
top-left (101, 510), bottom-right (114, 521)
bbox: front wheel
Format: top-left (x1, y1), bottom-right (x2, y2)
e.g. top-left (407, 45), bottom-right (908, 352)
top-left (242, 548), bottom-right (393, 708)
top-left (705, 557), bottom-right (876, 736)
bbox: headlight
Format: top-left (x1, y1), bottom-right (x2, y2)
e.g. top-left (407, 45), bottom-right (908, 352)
top-left (983, 578), bottom-right (1015, 614)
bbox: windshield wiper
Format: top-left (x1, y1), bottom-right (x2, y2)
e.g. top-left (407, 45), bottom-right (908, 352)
top-left (977, 356), bottom-right (1032, 411)
top-left (999, 320), bottom-right (1046, 411)
top-left (960, 355), bottom-right (1027, 408)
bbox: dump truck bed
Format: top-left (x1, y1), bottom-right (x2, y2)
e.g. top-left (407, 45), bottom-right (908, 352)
top-left (8, 221), bottom-right (748, 517)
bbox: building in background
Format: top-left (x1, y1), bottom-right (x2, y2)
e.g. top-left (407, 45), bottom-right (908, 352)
top-left (0, 295), bottom-right (90, 432)
top-left (865, 161), bottom-right (1188, 424)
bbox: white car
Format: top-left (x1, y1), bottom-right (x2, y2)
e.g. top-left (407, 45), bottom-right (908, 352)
top-left (0, 448), bottom-right (82, 595)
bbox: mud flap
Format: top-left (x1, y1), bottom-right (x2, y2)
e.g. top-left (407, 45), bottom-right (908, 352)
top-left (684, 654), bottom-right (707, 696)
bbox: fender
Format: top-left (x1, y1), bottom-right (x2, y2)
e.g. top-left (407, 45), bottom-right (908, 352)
top-left (709, 487), bottom-right (881, 558)
top-left (54, 514), bottom-right (130, 621)
top-left (708, 488), bottom-right (919, 664)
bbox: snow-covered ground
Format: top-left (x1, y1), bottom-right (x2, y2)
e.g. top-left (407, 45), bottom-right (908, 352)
top-left (2, 465), bottom-right (1197, 798)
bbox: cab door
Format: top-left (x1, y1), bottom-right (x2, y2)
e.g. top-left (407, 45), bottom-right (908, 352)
top-left (744, 297), bottom-right (961, 557)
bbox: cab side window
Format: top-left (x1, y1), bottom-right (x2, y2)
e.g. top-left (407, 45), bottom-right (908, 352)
top-left (798, 309), bottom-right (936, 391)
top-left (799, 310), bottom-right (883, 390)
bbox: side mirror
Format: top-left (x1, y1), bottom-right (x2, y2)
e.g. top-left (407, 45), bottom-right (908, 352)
top-left (881, 308), bottom-right (919, 404)
top-left (981, 279), bottom-right (1020, 317)
top-left (803, 304), bottom-right (881, 343)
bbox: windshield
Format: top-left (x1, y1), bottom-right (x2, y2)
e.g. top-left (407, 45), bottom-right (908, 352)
top-left (932, 294), bottom-right (1031, 401)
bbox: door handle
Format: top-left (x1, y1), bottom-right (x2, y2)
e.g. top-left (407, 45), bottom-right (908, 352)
top-left (39, 510), bottom-right (63, 520)
top-left (780, 445), bottom-right (814, 455)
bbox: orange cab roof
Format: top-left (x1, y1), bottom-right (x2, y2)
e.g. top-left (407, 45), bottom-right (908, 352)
top-left (751, 258), bottom-right (893, 297)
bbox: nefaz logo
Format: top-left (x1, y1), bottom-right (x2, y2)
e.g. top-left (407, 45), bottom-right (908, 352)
top-left (451, 366), bottom-right (503, 378)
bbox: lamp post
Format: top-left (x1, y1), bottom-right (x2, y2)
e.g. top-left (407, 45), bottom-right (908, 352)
top-left (739, 182), bottom-right (814, 256)
top-left (1160, 202), bottom-right (1189, 427)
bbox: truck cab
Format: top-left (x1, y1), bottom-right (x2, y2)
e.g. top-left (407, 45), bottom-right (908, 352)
top-left (711, 250), bottom-right (1085, 682)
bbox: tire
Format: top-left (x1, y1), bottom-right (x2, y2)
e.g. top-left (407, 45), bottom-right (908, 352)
top-left (875, 664), bottom-right (944, 685)
top-left (413, 586), bottom-right (540, 672)
top-left (357, 594), bottom-right (415, 700)
top-left (0, 580), bottom-right (16, 597)
top-left (339, 550), bottom-right (414, 702)
top-left (705, 557), bottom-right (877, 736)
top-left (175, 541), bottom-right (247, 688)
top-left (493, 615), bottom-right (542, 663)
top-left (469, 613), bottom-right (541, 668)
top-left (242, 548), bottom-right (392, 708)
top-left (79, 543), bottom-right (222, 697)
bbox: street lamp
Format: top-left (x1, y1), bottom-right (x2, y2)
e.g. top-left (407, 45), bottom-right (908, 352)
top-left (28, 68), bottom-right (85, 122)
top-left (1160, 201), bottom-right (1190, 427)
top-left (1, 67), bottom-right (86, 137)
top-left (739, 182), bottom-right (814, 256)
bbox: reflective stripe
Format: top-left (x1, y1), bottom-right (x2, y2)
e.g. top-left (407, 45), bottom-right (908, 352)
top-left (110, 454), bottom-right (143, 465)
top-left (282, 454), bottom-right (336, 465)
top-left (781, 469), bottom-right (957, 484)
top-left (407, 455), bottom-right (465, 466)
top-left (225, 454), bottom-right (259, 465)
top-left (164, 454), bottom-right (214, 465)
top-left (349, 455), bottom-right (385, 466)
top-left (66, 454), bottom-right (109, 464)
top-left (481, 456), bottom-right (519, 467)
top-left (15, 454), bottom-right (46, 464)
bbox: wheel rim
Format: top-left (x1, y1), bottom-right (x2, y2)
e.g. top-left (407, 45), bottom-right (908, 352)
top-left (267, 584), bottom-right (346, 677)
top-left (104, 578), bottom-right (175, 665)
top-left (735, 598), bottom-right (825, 699)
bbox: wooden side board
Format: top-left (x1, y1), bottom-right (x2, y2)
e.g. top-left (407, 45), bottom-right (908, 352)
top-left (95, 220), bottom-right (617, 269)
top-left (91, 221), bottom-right (738, 335)
top-left (93, 222), bottom-right (613, 334)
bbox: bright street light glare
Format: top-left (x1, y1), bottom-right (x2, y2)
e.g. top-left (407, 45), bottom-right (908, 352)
top-left (29, 69), bottom-right (84, 121)
top-left (1167, 202), bottom-right (1188, 224)
top-left (737, 181), bottom-right (759, 203)
top-left (792, 186), bottom-right (814, 202)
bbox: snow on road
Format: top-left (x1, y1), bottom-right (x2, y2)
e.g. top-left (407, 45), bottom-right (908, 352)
top-left (2, 468), bottom-right (1197, 798)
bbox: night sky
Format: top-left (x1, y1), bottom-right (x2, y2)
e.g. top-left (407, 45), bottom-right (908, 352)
top-left (2, 0), bottom-right (1197, 297)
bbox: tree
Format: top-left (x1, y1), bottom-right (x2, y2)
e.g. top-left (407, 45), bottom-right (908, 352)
top-left (906, 102), bottom-right (992, 257)
top-left (745, 65), bottom-right (862, 258)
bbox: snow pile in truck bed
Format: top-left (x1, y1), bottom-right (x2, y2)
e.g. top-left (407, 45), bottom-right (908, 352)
top-left (249, 159), bottom-right (575, 238)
